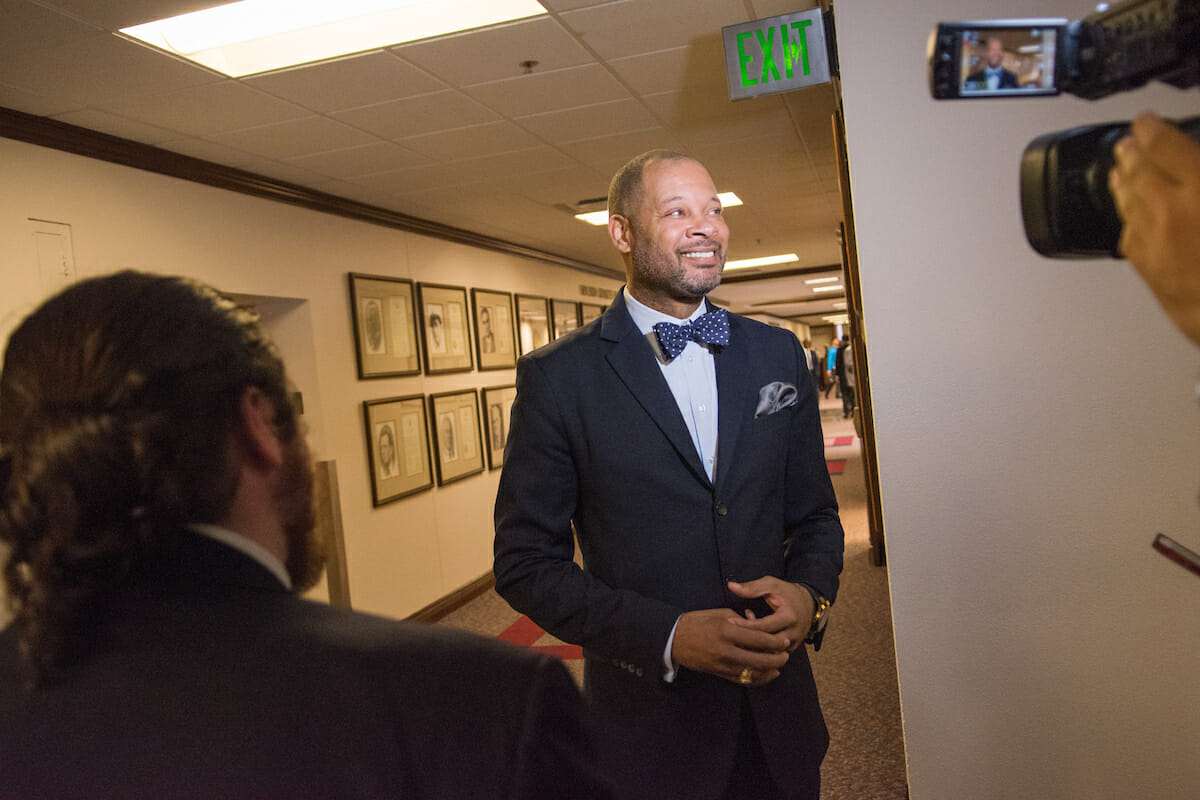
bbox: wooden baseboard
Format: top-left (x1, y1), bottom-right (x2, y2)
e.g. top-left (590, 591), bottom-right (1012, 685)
top-left (407, 572), bottom-right (496, 624)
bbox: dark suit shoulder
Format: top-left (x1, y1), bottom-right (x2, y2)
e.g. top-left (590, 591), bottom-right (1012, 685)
top-left (0, 593), bottom-right (610, 800)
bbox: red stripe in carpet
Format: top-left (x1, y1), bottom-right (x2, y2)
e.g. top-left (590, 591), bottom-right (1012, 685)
top-left (827, 460), bottom-right (846, 475)
top-left (498, 615), bottom-right (545, 647)
top-left (824, 436), bottom-right (854, 447)
top-left (499, 616), bottom-right (584, 661)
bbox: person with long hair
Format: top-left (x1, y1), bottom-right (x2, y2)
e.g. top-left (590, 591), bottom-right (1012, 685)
top-left (0, 270), bottom-right (609, 799)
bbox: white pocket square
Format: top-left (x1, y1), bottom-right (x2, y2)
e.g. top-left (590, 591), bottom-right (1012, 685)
top-left (755, 381), bottom-right (797, 418)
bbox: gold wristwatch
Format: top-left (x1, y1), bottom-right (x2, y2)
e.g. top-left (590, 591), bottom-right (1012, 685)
top-left (805, 593), bottom-right (832, 651)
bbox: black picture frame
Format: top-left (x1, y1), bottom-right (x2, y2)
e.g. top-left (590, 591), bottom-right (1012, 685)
top-left (348, 273), bottom-right (421, 378)
top-left (482, 384), bottom-right (517, 470)
top-left (363, 394), bottom-right (434, 506)
top-left (417, 282), bottom-right (474, 374)
top-left (471, 288), bottom-right (518, 371)
top-left (516, 294), bottom-right (551, 354)
top-left (429, 389), bottom-right (485, 486)
top-left (579, 302), bottom-right (604, 325)
top-left (551, 298), bottom-right (580, 340)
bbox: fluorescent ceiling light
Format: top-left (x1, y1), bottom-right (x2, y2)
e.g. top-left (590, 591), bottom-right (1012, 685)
top-left (575, 210), bottom-right (610, 226)
top-left (120, 0), bottom-right (548, 77)
top-left (812, 285), bottom-right (843, 293)
top-left (574, 192), bottom-right (744, 226)
top-left (724, 253), bottom-right (799, 271)
top-left (804, 276), bottom-right (840, 285)
top-left (717, 192), bottom-right (743, 208)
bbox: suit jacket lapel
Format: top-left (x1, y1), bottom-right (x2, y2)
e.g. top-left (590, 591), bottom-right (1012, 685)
top-left (602, 291), bottom-right (711, 487)
top-left (713, 312), bottom-right (756, 491)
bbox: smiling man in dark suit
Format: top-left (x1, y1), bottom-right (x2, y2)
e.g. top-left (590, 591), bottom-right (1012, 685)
top-left (0, 271), bottom-right (610, 799)
top-left (965, 36), bottom-right (1020, 91)
top-left (494, 151), bottom-right (844, 799)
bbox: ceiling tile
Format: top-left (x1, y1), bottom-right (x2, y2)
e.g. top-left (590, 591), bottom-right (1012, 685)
top-left (507, 165), bottom-right (610, 206)
top-left (0, 80), bottom-right (82, 117)
top-left (560, 0), bottom-right (746, 61)
top-left (453, 146), bottom-right (579, 182)
top-left (210, 116), bottom-right (380, 160)
top-left (106, 81), bottom-right (311, 137)
top-left (345, 162), bottom-right (483, 197)
top-left (643, 89), bottom-right (800, 148)
top-left (50, 108), bottom-right (180, 144)
top-left (608, 41), bottom-right (728, 97)
top-left (515, 98), bottom-right (660, 143)
top-left (0, 2), bottom-right (100, 58)
top-left (556, 128), bottom-right (686, 173)
top-left (464, 64), bottom-right (629, 118)
top-left (398, 121), bottom-right (545, 162)
top-left (246, 52), bottom-right (449, 113)
top-left (0, 31), bottom-right (217, 108)
top-left (393, 16), bottom-right (592, 88)
top-left (333, 91), bottom-right (500, 139)
top-left (285, 141), bottom-right (430, 179)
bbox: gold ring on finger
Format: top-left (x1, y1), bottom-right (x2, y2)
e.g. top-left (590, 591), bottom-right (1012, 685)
top-left (738, 667), bottom-right (753, 685)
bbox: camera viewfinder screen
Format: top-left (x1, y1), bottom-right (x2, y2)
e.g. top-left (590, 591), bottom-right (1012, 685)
top-left (959, 27), bottom-right (1057, 96)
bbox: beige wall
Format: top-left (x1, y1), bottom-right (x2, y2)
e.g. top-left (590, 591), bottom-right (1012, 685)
top-left (0, 136), bottom-right (622, 621)
top-left (838, 0), bottom-right (1200, 797)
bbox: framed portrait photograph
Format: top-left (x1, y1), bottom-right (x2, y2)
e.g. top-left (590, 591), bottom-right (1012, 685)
top-left (363, 394), bottom-right (434, 506)
top-left (348, 273), bottom-right (421, 378)
top-left (471, 288), bottom-right (517, 371)
top-left (551, 298), bottom-right (580, 340)
top-left (579, 302), bottom-right (604, 325)
top-left (429, 389), bottom-right (485, 486)
top-left (482, 384), bottom-right (517, 470)
top-left (516, 294), bottom-right (551, 355)
top-left (417, 282), bottom-right (474, 374)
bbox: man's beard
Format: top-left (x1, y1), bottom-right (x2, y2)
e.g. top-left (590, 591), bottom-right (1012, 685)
top-left (632, 241), bottom-right (724, 302)
top-left (277, 434), bottom-right (325, 592)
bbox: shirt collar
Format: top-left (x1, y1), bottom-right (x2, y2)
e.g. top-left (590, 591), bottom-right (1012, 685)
top-left (623, 288), bottom-right (708, 336)
top-left (188, 523), bottom-right (292, 590)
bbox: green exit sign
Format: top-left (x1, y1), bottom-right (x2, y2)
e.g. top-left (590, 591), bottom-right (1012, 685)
top-left (722, 9), bottom-right (830, 100)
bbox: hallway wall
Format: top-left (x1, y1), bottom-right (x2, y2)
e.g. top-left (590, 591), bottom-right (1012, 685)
top-left (0, 136), bottom-right (623, 621)
top-left (837, 1), bottom-right (1200, 797)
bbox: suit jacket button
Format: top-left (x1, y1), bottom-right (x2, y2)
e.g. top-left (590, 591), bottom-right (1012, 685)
top-left (715, 503), bottom-right (729, 516)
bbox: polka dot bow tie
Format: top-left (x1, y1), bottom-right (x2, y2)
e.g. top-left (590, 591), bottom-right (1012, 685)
top-left (652, 308), bottom-right (730, 359)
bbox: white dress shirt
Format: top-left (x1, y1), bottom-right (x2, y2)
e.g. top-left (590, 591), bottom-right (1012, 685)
top-left (623, 291), bottom-right (719, 481)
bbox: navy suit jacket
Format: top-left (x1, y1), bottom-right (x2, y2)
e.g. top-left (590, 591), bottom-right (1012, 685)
top-left (494, 290), bottom-right (843, 798)
top-left (0, 530), bottom-right (611, 799)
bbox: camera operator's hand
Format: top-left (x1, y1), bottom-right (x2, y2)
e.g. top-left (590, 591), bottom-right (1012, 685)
top-left (1110, 112), bottom-right (1200, 347)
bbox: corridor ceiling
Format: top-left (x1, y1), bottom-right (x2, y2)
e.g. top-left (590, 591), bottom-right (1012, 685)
top-left (0, 0), bottom-right (848, 324)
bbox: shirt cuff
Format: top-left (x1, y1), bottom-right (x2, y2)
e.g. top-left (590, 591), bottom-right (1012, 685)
top-left (662, 617), bottom-right (681, 683)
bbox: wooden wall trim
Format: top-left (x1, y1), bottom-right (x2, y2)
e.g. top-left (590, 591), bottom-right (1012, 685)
top-left (407, 572), bottom-right (496, 624)
top-left (0, 105), bottom-right (614, 278)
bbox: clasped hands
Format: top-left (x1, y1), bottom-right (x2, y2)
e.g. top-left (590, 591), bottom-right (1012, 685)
top-left (670, 577), bottom-right (814, 687)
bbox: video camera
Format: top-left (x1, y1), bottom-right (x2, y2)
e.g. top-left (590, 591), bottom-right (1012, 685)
top-left (927, 0), bottom-right (1200, 258)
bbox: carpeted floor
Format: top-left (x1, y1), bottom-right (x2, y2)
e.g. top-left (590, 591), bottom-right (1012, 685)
top-left (439, 392), bottom-right (908, 798)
